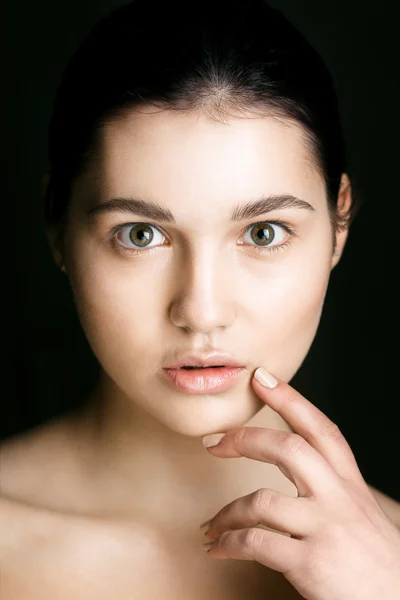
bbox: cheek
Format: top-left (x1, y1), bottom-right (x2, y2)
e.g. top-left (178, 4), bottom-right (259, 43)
top-left (67, 255), bottom-right (166, 367)
top-left (271, 263), bottom-right (328, 325)
top-left (249, 250), bottom-right (331, 377)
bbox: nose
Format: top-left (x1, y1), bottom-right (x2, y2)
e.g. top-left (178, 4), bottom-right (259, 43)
top-left (169, 248), bottom-right (236, 333)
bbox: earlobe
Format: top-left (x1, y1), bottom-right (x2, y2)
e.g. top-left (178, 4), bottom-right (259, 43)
top-left (331, 248), bottom-right (341, 270)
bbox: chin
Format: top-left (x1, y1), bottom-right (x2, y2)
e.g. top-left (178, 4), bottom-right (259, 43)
top-left (151, 391), bottom-right (265, 438)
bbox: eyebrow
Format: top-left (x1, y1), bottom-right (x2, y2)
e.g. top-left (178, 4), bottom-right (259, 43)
top-left (87, 194), bottom-right (315, 223)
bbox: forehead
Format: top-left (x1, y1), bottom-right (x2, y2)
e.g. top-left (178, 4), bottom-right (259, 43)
top-left (94, 108), bottom-right (325, 216)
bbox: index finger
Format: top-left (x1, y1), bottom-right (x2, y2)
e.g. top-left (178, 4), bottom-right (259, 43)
top-left (252, 368), bottom-right (364, 484)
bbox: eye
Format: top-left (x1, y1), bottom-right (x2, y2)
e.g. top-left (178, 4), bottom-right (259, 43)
top-left (109, 219), bottom-right (296, 256)
top-left (114, 223), bottom-right (166, 251)
top-left (240, 221), bottom-right (294, 252)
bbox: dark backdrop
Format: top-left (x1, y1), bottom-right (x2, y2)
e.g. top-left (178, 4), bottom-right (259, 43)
top-left (1, 0), bottom-right (397, 499)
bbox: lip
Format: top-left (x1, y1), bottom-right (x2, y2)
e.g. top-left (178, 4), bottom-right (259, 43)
top-left (161, 366), bottom-right (245, 394)
top-left (163, 351), bottom-right (245, 369)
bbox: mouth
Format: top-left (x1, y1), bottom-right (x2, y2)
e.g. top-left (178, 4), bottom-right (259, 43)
top-left (161, 365), bottom-right (245, 394)
top-left (179, 365), bottom-right (224, 369)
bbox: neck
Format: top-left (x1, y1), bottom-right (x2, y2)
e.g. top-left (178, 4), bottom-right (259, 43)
top-left (70, 370), bottom-right (293, 525)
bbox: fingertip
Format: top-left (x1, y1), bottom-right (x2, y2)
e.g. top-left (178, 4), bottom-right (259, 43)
top-left (253, 368), bottom-right (278, 389)
top-left (202, 433), bottom-right (226, 448)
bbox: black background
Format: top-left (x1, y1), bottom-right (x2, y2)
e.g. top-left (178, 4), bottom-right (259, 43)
top-left (1, 1), bottom-right (397, 499)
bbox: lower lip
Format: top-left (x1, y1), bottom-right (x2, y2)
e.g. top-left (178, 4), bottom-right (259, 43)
top-left (161, 367), bottom-right (245, 394)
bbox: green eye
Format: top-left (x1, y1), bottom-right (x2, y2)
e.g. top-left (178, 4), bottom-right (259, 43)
top-left (243, 221), bottom-right (287, 247)
top-left (239, 220), bottom-right (297, 255)
top-left (109, 219), bottom-right (297, 257)
top-left (128, 224), bottom-right (154, 247)
top-left (116, 223), bottom-right (166, 250)
top-left (249, 223), bottom-right (276, 246)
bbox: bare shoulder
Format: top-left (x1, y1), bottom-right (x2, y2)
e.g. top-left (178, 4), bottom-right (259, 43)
top-left (0, 413), bottom-right (82, 507)
top-left (0, 418), bottom-right (75, 596)
top-left (0, 422), bottom-right (161, 599)
top-left (0, 494), bottom-right (142, 600)
top-left (0, 493), bottom-right (58, 560)
top-left (0, 491), bottom-right (66, 599)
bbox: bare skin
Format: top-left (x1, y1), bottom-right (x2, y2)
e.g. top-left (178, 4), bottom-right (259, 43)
top-left (1, 410), bottom-right (399, 599)
top-left (0, 409), bottom-right (302, 599)
top-left (1, 409), bottom-right (399, 600)
top-left (1, 109), bottom-right (398, 598)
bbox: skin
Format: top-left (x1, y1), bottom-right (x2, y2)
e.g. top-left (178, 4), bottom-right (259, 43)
top-left (43, 107), bottom-right (398, 523)
top-left (201, 373), bottom-right (400, 599)
top-left (48, 108), bottom-right (343, 505)
top-left (0, 107), bottom-right (398, 599)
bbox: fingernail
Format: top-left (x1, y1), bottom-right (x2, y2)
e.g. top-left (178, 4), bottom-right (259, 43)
top-left (203, 540), bottom-right (215, 551)
top-left (202, 433), bottom-right (225, 448)
top-left (254, 368), bottom-right (278, 389)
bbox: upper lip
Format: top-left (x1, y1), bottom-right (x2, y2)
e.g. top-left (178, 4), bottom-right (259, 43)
top-left (163, 352), bottom-right (245, 369)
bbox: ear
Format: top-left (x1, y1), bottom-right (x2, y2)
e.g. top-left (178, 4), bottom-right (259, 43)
top-left (331, 172), bottom-right (352, 270)
top-left (41, 172), bottom-right (66, 272)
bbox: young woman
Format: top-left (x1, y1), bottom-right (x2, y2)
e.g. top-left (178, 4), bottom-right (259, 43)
top-left (1, 0), bottom-right (399, 598)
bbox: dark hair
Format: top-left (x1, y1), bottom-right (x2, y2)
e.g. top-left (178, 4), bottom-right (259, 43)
top-left (43, 0), bottom-right (362, 250)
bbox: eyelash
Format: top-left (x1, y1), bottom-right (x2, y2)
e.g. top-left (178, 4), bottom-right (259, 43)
top-left (107, 220), bottom-right (298, 257)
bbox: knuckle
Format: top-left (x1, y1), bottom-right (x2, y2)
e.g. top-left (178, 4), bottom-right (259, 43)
top-left (316, 419), bottom-right (344, 442)
top-left (217, 530), bottom-right (230, 548)
top-left (252, 488), bottom-right (275, 516)
top-left (233, 426), bottom-right (247, 447)
top-left (281, 432), bottom-right (308, 456)
top-left (243, 527), bottom-right (265, 551)
top-left (298, 543), bottom-right (338, 584)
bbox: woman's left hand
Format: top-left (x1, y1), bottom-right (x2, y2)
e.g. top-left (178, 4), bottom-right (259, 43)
top-left (201, 368), bottom-right (400, 600)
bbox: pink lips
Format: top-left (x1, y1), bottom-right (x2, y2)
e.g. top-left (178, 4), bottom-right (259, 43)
top-left (161, 366), bottom-right (245, 394)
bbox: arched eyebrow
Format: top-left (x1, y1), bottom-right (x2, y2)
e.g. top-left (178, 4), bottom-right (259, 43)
top-left (87, 194), bottom-right (315, 223)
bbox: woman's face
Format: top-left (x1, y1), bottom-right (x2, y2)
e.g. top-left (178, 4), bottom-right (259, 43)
top-left (61, 109), bottom-right (342, 437)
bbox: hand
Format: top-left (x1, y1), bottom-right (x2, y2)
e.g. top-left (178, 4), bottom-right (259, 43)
top-left (201, 368), bottom-right (400, 600)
